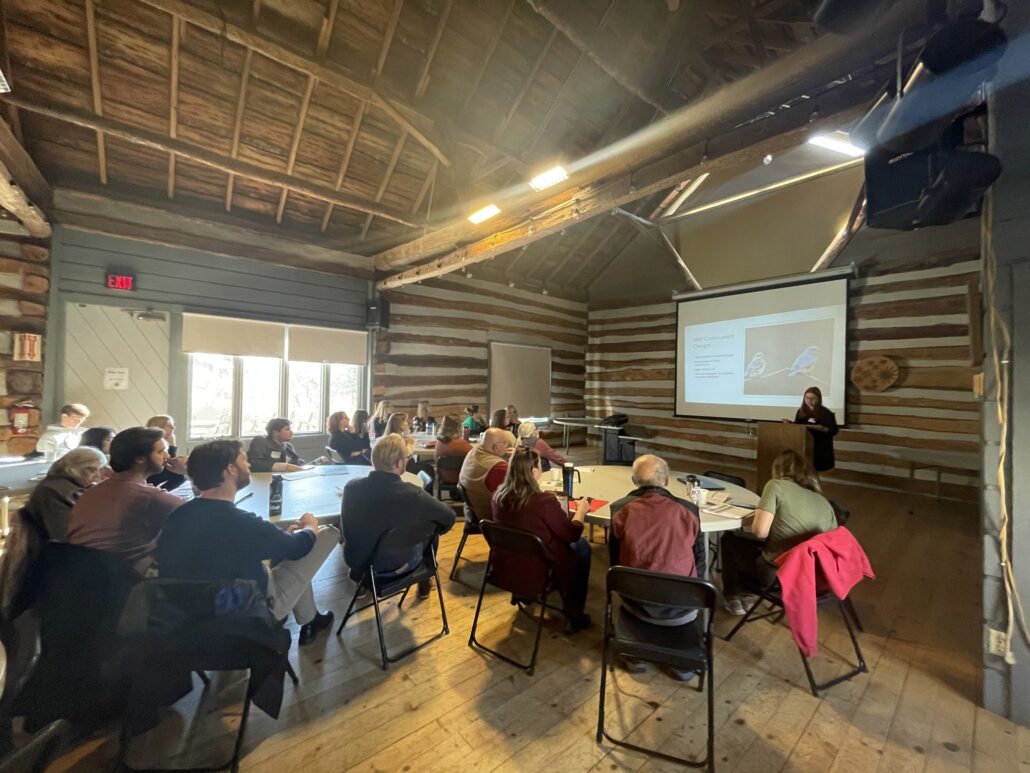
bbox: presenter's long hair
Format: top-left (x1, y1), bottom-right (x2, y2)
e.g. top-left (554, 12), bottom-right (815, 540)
top-left (494, 446), bottom-right (542, 513)
top-left (799, 386), bottom-right (827, 420)
top-left (771, 449), bottom-right (821, 493)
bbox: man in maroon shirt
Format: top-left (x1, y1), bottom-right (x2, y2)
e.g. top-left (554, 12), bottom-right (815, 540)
top-left (609, 454), bottom-right (706, 679)
top-left (67, 426), bottom-right (183, 575)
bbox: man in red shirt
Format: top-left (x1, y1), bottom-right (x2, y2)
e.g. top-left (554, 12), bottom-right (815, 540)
top-left (67, 426), bottom-right (184, 575)
top-left (609, 454), bottom-right (705, 680)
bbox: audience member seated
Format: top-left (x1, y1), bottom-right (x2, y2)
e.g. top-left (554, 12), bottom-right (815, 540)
top-left (330, 409), bottom-right (371, 465)
top-left (66, 427), bottom-right (183, 575)
top-left (489, 409), bottom-right (508, 430)
top-left (0, 447), bottom-right (107, 622)
top-left (79, 426), bottom-right (115, 479)
top-left (340, 434), bottom-right (454, 599)
top-left (145, 415), bottom-right (188, 490)
top-left (411, 400), bottom-right (436, 433)
top-left (462, 404), bottom-right (486, 436)
top-left (517, 421), bottom-right (567, 471)
top-left (157, 440), bottom-right (339, 646)
top-left (386, 412), bottom-right (434, 487)
top-left (371, 400), bottom-right (391, 438)
top-left (721, 449), bottom-right (838, 615)
top-left (491, 447), bottom-right (592, 633)
top-left (325, 410), bottom-right (350, 460)
top-left (458, 427), bottom-right (515, 521)
top-left (434, 414), bottom-right (472, 485)
top-left (609, 454), bottom-right (705, 679)
top-left (505, 404), bottom-right (520, 435)
top-left (248, 418), bottom-right (307, 472)
top-left (35, 403), bottom-right (90, 460)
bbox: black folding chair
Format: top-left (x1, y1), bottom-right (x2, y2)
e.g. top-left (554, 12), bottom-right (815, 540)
top-left (467, 520), bottom-right (564, 676)
top-left (724, 573), bottom-right (867, 697)
top-left (597, 567), bottom-right (717, 770)
top-left (433, 455), bottom-right (465, 502)
top-left (336, 522), bottom-right (449, 671)
top-left (703, 471), bottom-right (748, 573)
top-left (116, 578), bottom-right (296, 773)
top-left (449, 487), bottom-right (483, 582)
top-left (0, 719), bottom-right (69, 773)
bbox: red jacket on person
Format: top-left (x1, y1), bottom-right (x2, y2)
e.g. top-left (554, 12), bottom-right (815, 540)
top-left (774, 526), bottom-right (873, 657)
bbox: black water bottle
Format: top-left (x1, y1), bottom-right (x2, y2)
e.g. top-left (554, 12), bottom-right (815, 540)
top-left (269, 474), bottom-right (284, 519)
top-left (562, 462), bottom-right (576, 499)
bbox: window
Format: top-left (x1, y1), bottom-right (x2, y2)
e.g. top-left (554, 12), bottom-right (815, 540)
top-left (189, 353), bottom-right (234, 440)
top-left (329, 364), bottom-right (362, 417)
top-left (240, 357), bottom-right (282, 437)
top-left (286, 361), bottom-right (324, 434)
top-left (187, 354), bottom-right (365, 440)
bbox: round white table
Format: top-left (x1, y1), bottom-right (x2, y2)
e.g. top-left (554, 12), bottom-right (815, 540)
top-left (240, 466), bottom-right (423, 524)
top-left (540, 465), bottom-right (759, 534)
top-left (551, 417), bottom-right (603, 454)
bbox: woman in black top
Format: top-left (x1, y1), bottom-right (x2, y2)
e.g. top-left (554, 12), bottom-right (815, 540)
top-left (371, 400), bottom-right (391, 438)
top-left (790, 386), bottom-right (838, 472)
top-left (329, 409), bottom-right (371, 465)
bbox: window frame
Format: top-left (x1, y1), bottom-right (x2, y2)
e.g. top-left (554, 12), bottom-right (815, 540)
top-left (187, 355), bottom-right (365, 441)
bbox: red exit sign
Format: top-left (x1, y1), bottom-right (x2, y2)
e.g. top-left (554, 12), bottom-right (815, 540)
top-left (106, 273), bottom-right (135, 291)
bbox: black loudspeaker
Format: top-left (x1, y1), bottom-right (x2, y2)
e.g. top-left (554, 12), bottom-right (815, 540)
top-left (365, 297), bottom-right (390, 330)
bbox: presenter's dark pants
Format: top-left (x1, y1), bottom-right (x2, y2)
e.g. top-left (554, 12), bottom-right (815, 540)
top-left (720, 531), bottom-right (777, 598)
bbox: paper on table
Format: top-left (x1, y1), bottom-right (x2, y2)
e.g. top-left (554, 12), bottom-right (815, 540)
top-left (707, 491), bottom-right (730, 506)
top-left (703, 504), bottom-right (753, 520)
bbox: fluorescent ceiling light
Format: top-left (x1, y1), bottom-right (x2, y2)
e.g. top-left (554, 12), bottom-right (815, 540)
top-left (663, 172), bottom-right (710, 218)
top-left (468, 204), bottom-right (500, 224)
top-left (808, 134), bottom-right (865, 157)
top-left (529, 165), bottom-right (568, 191)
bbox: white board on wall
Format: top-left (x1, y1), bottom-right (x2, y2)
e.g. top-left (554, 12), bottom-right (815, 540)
top-left (488, 342), bottom-right (551, 419)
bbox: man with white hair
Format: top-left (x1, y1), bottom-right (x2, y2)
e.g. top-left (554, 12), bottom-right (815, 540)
top-left (608, 454), bottom-right (705, 680)
top-left (458, 427), bottom-right (515, 520)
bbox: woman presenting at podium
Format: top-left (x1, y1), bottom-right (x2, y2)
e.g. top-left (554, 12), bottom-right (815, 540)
top-left (785, 386), bottom-right (838, 472)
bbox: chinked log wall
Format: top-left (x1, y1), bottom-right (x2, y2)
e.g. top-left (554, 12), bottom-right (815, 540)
top-left (375, 277), bottom-right (587, 443)
top-left (585, 252), bottom-right (983, 502)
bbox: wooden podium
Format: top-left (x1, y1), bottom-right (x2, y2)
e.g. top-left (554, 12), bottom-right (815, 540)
top-left (756, 422), bottom-right (813, 491)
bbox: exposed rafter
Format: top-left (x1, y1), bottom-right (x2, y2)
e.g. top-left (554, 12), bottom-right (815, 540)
top-left (224, 48), bottom-right (254, 212)
top-left (275, 77), bottom-right (316, 224)
top-left (493, 27), bottom-right (558, 142)
top-left (134, 0), bottom-right (451, 169)
top-left (166, 16), bottom-right (182, 199)
top-left (84, 0), bottom-right (107, 184)
top-left (320, 103), bottom-right (366, 232)
top-left (0, 158), bottom-right (50, 238)
top-left (415, 0), bottom-right (453, 99)
top-left (0, 0), bottom-right (23, 143)
top-left (525, 0), bottom-right (684, 115)
top-left (0, 116), bottom-right (51, 212)
top-left (6, 96), bottom-right (420, 228)
top-left (361, 132), bottom-right (407, 239)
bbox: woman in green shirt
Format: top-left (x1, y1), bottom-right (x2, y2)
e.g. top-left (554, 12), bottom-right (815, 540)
top-left (462, 404), bottom-right (486, 435)
top-left (721, 450), bottom-right (837, 616)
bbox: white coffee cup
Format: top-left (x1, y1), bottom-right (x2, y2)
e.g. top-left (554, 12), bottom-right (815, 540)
top-left (696, 488), bottom-right (709, 507)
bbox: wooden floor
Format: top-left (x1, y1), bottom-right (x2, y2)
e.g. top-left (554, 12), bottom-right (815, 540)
top-left (49, 448), bottom-right (1029, 772)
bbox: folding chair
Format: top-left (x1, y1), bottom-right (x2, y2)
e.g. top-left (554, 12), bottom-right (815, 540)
top-left (325, 446), bottom-right (346, 464)
top-left (433, 455), bottom-right (465, 502)
top-left (336, 522), bottom-right (449, 670)
top-left (724, 574), bottom-right (867, 697)
top-left (116, 578), bottom-right (296, 773)
top-left (597, 567), bottom-right (717, 771)
top-left (467, 520), bottom-right (564, 676)
top-left (449, 487), bottom-right (483, 582)
top-left (0, 719), bottom-right (69, 773)
top-left (702, 471), bottom-right (748, 574)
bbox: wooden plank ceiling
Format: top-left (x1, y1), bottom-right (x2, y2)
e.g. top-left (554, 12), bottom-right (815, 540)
top-left (2, 0), bottom-right (825, 291)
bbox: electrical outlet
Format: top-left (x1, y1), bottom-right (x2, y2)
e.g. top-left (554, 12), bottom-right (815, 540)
top-left (989, 628), bottom-right (1008, 657)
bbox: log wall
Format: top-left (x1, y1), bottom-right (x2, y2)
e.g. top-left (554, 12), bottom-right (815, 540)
top-left (585, 252), bottom-right (983, 502)
top-left (375, 277), bottom-right (587, 442)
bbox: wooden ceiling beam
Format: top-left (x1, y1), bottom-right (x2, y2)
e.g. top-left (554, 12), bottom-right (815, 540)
top-left (0, 158), bottom-right (49, 238)
top-left (411, 159), bottom-right (437, 219)
top-left (6, 96), bottom-right (420, 228)
top-left (525, 0), bottom-right (683, 115)
top-left (0, 116), bottom-right (51, 212)
top-left (361, 132), bottom-right (407, 239)
top-left (374, 62), bottom-right (890, 290)
top-left (493, 27), bottom-right (558, 142)
top-left (166, 16), bottom-right (182, 199)
top-left (377, 0), bottom-right (404, 78)
top-left (84, 0), bottom-right (107, 185)
top-left (224, 48), bottom-right (254, 212)
top-left (414, 0), bottom-right (452, 99)
top-left (275, 76), bottom-right (316, 224)
top-left (134, 0), bottom-right (450, 169)
top-left (0, 0), bottom-right (22, 144)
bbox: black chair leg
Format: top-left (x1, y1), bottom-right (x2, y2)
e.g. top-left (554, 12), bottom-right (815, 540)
top-left (449, 531), bottom-right (470, 581)
top-left (370, 575), bottom-right (389, 671)
top-left (467, 561), bottom-right (490, 648)
top-left (336, 581), bottom-right (363, 636)
top-left (526, 594), bottom-right (548, 676)
top-left (723, 592), bottom-right (768, 641)
top-left (228, 685), bottom-right (254, 773)
top-left (434, 566), bottom-right (450, 635)
top-left (798, 602), bottom-right (868, 697)
top-left (195, 670), bottom-right (211, 687)
top-left (397, 586), bottom-right (410, 609)
top-left (843, 597), bottom-right (864, 632)
top-left (285, 660), bottom-right (299, 685)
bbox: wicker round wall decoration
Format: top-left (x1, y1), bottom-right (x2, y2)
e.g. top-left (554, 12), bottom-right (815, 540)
top-left (850, 355), bottom-right (900, 392)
